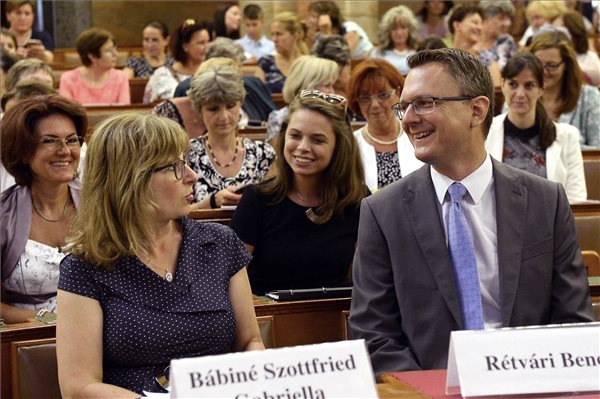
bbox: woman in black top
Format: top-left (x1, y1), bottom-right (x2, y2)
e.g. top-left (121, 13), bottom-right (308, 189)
top-left (230, 90), bottom-right (367, 295)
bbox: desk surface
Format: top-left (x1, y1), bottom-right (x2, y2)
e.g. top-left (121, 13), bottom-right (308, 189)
top-left (381, 369), bottom-right (600, 398)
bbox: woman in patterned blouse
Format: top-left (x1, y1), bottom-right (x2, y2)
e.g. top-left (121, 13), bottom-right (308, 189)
top-left (187, 63), bottom-right (275, 209)
top-left (124, 20), bottom-right (174, 79)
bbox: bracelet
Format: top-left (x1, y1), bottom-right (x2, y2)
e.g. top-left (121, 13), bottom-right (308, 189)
top-left (36, 309), bottom-right (50, 318)
top-left (209, 192), bottom-right (218, 209)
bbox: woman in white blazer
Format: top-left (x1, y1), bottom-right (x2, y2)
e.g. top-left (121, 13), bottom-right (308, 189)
top-left (485, 53), bottom-right (586, 202)
top-left (348, 59), bottom-right (423, 192)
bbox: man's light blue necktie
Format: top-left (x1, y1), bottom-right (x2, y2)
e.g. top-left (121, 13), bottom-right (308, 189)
top-left (447, 182), bottom-right (484, 330)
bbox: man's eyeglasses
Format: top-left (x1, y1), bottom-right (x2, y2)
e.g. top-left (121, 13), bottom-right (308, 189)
top-left (392, 96), bottom-right (474, 120)
top-left (300, 89), bottom-right (348, 111)
top-left (39, 135), bottom-right (82, 150)
top-left (541, 61), bottom-right (564, 72)
top-left (357, 88), bottom-right (396, 105)
top-left (153, 159), bottom-right (187, 180)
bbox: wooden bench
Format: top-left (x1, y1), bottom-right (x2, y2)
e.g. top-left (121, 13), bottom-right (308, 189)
top-left (85, 103), bottom-right (154, 136)
top-left (583, 149), bottom-right (600, 201)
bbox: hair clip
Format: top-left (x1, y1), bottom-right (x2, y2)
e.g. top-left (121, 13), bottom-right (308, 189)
top-left (182, 19), bottom-right (196, 30)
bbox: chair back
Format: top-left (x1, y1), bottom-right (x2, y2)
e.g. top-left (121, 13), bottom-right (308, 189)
top-left (256, 315), bottom-right (276, 348)
top-left (340, 310), bottom-right (351, 340)
top-left (582, 250), bottom-right (600, 277)
top-left (10, 338), bottom-right (60, 399)
top-left (575, 215), bottom-right (600, 255)
top-left (583, 156), bottom-right (600, 200)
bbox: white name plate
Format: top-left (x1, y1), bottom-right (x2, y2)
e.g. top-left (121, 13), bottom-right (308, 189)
top-left (446, 322), bottom-right (600, 397)
top-left (169, 339), bottom-right (378, 398)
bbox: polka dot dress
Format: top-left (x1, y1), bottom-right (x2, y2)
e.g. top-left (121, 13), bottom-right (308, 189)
top-left (58, 218), bottom-right (252, 394)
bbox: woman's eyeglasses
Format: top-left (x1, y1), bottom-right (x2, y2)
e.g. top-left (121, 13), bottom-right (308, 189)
top-left (39, 135), bottom-right (82, 150)
top-left (153, 159), bottom-right (187, 180)
top-left (541, 61), bottom-right (564, 72)
top-left (300, 90), bottom-right (348, 111)
top-left (357, 88), bottom-right (396, 105)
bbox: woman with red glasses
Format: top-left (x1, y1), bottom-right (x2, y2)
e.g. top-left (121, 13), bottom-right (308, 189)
top-left (347, 59), bottom-right (423, 192)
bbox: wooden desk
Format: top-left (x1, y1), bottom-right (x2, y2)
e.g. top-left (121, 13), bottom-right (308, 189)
top-left (0, 321), bottom-right (55, 399)
top-left (381, 369), bottom-right (600, 398)
top-left (253, 296), bottom-right (351, 348)
top-left (188, 208), bottom-right (234, 224)
top-left (571, 201), bottom-right (600, 217)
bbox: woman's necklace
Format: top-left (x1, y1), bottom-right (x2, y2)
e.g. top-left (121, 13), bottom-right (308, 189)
top-left (32, 197), bottom-right (71, 223)
top-left (205, 137), bottom-right (239, 168)
top-left (145, 260), bottom-right (174, 282)
top-left (363, 126), bottom-right (399, 146)
top-left (293, 189), bottom-right (328, 225)
top-left (142, 244), bottom-right (176, 282)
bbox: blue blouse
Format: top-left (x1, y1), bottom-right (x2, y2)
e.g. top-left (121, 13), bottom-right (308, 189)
top-left (257, 54), bottom-right (285, 93)
top-left (58, 218), bottom-right (251, 394)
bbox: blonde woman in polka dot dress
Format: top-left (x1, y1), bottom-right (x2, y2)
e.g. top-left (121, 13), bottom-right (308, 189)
top-left (56, 113), bottom-right (264, 396)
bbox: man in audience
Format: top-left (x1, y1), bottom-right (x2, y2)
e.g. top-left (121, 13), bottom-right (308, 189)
top-left (236, 4), bottom-right (275, 64)
top-left (350, 48), bottom-right (594, 377)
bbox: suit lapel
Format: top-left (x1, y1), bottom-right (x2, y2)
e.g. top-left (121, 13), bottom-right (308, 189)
top-left (492, 160), bottom-right (528, 326)
top-left (404, 167), bottom-right (463, 327)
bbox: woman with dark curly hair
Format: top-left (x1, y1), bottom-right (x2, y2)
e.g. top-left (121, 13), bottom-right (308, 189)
top-left (143, 19), bottom-right (210, 103)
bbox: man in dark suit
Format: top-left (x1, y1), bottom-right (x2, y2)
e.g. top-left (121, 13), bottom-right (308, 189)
top-left (349, 48), bottom-right (594, 377)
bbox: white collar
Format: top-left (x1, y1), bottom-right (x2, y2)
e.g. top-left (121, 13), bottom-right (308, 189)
top-left (430, 153), bottom-right (493, 205)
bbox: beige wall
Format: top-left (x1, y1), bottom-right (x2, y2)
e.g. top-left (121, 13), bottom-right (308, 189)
top-left (69, 1), bottom-right (429, 48)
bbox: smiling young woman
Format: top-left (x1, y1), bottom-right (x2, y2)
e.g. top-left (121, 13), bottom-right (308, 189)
top-left (230, 91), bottom-right (368, 295)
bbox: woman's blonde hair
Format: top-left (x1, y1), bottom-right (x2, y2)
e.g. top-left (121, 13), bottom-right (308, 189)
top-left (378, 5), bottom-right (418, 51)
top-left (272, 11), bottom-right (309, 55)
top-left (260, 95), bottom-right (366, 223)
top-left (65, 113), bottom-right (189, 269)
top-left (282, 55), bottom-right (338, 103)
top-left (525, 1), bottom-right (567, 23)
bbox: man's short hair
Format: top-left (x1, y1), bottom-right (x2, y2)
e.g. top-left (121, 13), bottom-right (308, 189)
top-left (243, 4), bottom-right (263, 20)
top-left (407, 48), bottom-right (494, 136)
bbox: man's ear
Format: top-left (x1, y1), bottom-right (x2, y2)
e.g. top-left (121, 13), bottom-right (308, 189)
top-left (470, 96), bottom-right (490, 128)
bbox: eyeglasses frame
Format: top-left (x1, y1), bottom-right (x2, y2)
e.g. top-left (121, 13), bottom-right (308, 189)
top-left (357, 87), bottom-right (397, 105)
top-left (153, 159), bottom-right (187, 180)
top-left (299, 89), bottom-right (348, 112)
top-left (38, 134), bottom-right (83, 150)
top-left (392, 96), bottom-right (474, 120)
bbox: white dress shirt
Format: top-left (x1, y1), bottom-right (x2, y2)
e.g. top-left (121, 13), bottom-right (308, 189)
top-left (430, 154), bottom-right (503, 328)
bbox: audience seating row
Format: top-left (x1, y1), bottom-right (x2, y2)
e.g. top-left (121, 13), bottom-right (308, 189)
top-left (7, 315), bottom-right (275, 399)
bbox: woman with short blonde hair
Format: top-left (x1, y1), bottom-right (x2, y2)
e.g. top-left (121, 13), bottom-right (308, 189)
top-left (187, 63), bottom-right (275, 209)
top-left (57, 112), bottom-right (264, 397)
top-left (258, 11), bottom-right (308, 93)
